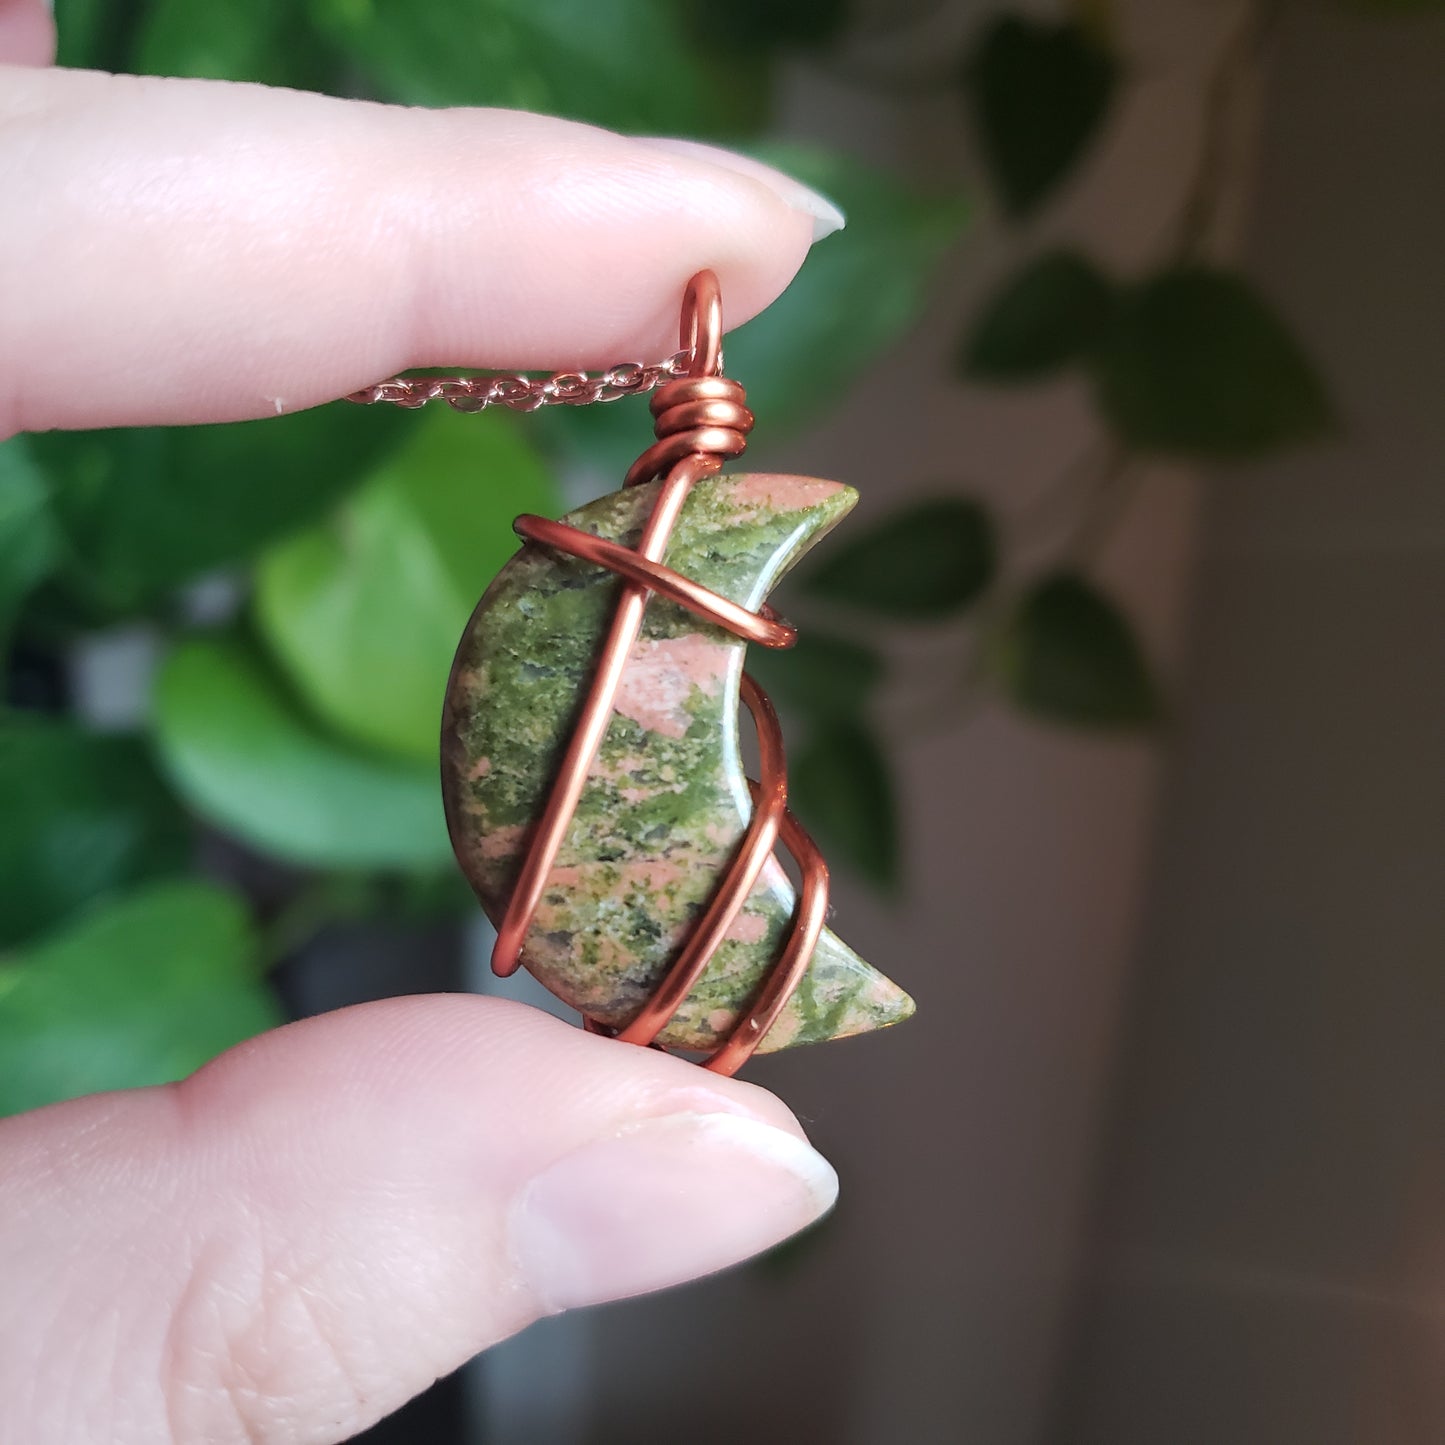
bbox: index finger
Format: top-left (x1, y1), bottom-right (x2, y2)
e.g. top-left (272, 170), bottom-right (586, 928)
top-left (1, 66), bottom-right (838, 436)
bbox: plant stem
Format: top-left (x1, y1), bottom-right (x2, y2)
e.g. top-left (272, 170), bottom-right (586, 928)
top-left (816, 0), bottom-right (970, 93)
top-left (1059, 446), bottom-right (1137, 565)
top-left (259, 874), bottom-right (380, 971)
top-left (887, 637), bottom-right (993, 739)
top-left (1010, 435), bottom-right (1122, 547)
top-left (1168, 0), bottom-right (1279, 262)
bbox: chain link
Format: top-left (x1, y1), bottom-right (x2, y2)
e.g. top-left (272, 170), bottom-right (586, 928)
top-left (344, 349), bottom-right (698, 412)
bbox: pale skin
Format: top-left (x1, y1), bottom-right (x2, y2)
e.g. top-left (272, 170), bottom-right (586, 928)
top-left (0, 8), bottom-right (845, 1441)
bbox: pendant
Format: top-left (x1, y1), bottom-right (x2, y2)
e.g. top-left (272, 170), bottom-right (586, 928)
top-left (439, 273), bottom-right (914, 1073)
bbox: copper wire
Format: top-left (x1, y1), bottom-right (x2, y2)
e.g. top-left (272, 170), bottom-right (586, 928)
top-left (491, 271), bottom-right (829, 1075)
top-left (511, 516), bottom-right (796, 650)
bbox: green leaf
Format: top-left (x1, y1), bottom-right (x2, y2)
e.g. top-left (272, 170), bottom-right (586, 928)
top-left (0, 440), bottom-right (62, 647)
top-left (153, 636), bottom-right (452, 869)
top-left (964, 15), bottom-right (1118, 218)
top-left (0, 882), bottom-right (281, 1116)
top-left (725, 147), bottom-right (969, 432)
top-left (255, 408), bottom-right (559, 764)
top-left (310, 0), bottom-right (748, 135)
top-left (747, 633), bottom-right (884, 721)
top-left (803, 496), bottom-right (995, 620)
top-left (0, 717), bottom-right (191, 948)
top-left (699, 0), bottom-right (851, 50)
top-left (963, 250), bottom-right (1118, 381)
top-left (53, 0), bottom-right (136, 70)
top-left (994, 572), bottom-right (1160, 728)
top-left (530, 395), bottom-right (657, 493)
top-left (28, 403), bottom-right (411, 621)
top-left (1089, 266), bottom-right (1334, 458)
top-left (136, 0), bottom-right (340, 89)
top-left (790, 722), bottom-right (900, 891)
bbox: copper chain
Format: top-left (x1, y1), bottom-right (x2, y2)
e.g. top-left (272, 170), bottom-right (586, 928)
top-left (345, 350), bottom-right (698, 412)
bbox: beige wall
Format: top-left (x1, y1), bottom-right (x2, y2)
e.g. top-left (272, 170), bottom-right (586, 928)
top-left (1050, 7), bottom-right (1445, 1443)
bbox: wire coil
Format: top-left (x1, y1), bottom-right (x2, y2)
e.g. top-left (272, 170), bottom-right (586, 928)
top-left (490, 271), bottom-right (829, 1074)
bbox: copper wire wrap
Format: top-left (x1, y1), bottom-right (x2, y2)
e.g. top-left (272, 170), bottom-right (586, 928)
top-left (490, 271), bottom-right (831, 1075)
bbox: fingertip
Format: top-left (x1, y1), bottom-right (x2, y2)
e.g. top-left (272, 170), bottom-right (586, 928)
top-left (635, 137), bottom-right (847, 242)
top-left (511, 1109), bottom-right (837, 1313)
top-left (3, 74), bottom-right (821, 430)
top-left (0, 3), bottom-right (54, 68)
top-left (388, 106), bottom-right (819, 366)
top-left (0, 995), bottom-right (834, 1441)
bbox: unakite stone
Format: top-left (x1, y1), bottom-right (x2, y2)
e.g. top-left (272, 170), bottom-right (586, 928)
top-left (441, 471), bottom-right (915, 1055)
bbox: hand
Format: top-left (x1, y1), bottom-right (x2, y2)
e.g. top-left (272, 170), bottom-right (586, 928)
top-left (1, 23), bottom-right (843, 1444)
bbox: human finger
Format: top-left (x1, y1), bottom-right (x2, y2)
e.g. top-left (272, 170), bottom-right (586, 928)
top-left (0, 994), bottom-right (836, 1444)
top-left (0, 0), bottom-right (52, 68)
top-left (1, 65), bottom-right (843, 436)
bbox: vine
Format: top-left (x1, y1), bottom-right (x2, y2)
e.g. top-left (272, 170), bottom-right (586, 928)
top-left (771, 1), bottom-right (1332, 878)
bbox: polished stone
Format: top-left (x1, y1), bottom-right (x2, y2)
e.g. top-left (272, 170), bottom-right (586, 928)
top-left (442, 472), bottom-right (915, 1055)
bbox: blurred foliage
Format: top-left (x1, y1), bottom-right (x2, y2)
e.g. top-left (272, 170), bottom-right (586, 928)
top-left (255, 409), bottom-right (557, 763)
top-left (992, 573), bottom-right (1161, 728)
top-left (0, 882), bottom-right (280, 1115)
top-left (0, 717), bottom-right (190, 947)
top-left (803, 496), bottom-right (996, 620)
top-left (963, 15), bottom-right (1118, 218)
top-left (792, 722), bottom-right (900, 895)
top-left (0, 444), bottom-right (60, 649)
top-left (964, 254), bottom-right (1332, 453)
top-left (138, 0), bottom-right (335, 88)
top-left (963, 249), bottom-right (1118, 381)
top-left (3, 0), bottom-right (1341, 1110)
top-left (312, 0), bottom-right (767, 136)
top-left (1089, 267), bottom-right (1333, 457)
top-left (780, 4), bottom-right (1331, 890)
top-left (154, 636), bottom-right (451, 869)
top-left (702, 0), bottom-right (851, 51)
top-left (747, 633), bottom-right (882, 723)
top-left (26, 406), bottom-right (412, 622)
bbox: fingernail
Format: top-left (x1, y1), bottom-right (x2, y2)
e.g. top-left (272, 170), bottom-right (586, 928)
top-left (510, 1112), bottom-right (838, 1312)
top-left (635, 138), bottom-right (847, 242)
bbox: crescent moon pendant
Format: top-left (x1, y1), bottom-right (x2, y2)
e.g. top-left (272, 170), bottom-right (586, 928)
top-left (441, 471), bottom-right (915, 1056)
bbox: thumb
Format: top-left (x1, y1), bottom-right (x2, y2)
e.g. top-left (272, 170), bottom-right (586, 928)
top-left (0, 996), bottom-right (836, 1444)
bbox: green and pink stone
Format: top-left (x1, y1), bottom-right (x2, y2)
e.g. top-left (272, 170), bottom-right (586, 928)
top-left (441, 471), bottom-right (915, 1056)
